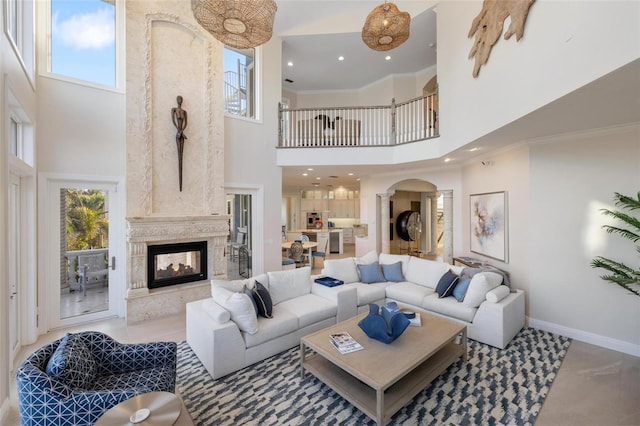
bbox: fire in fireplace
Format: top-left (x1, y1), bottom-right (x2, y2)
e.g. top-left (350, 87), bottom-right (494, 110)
top-left (147, 241), bottom-right (207, 289)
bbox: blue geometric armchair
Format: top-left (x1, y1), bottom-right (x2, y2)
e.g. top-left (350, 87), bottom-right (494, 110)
top-left (16, 331), bottom-right (177, 426)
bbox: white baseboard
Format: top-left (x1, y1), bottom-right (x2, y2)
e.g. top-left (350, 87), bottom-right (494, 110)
top-left (529, 317), bottom-right (640, 357)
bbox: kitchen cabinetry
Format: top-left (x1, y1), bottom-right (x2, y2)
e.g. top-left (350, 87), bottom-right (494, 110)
top-left (300, 190), bottom-right (327, 214)
top-left (343, 228), bottom-right (354, 244)
top-left (300, 189), bottom-right (359, 219)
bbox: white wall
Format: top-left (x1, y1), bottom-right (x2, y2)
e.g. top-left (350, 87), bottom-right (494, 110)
top-left (294, 70), bottom-right (435, 109)
top-left (1, 0), bottom-right (38, 418)
top-left (225, 37), bottom-right (283, 274)
top-left (37, 79), bottom-right (124, 175)
top-left (461, 145), bottom-right (531, 307)
top-left (436, 0), bottom-right (640, 153)
top-left (528, 125), bottom-right (640, 354)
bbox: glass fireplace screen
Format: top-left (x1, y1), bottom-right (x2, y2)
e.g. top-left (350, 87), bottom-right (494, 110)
top-left (147, 241), bottom-right (207, 289)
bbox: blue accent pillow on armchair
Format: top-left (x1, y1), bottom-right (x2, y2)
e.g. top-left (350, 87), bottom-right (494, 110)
top-left (358, 303), bottom-right (410, 344)
top-left (46, 333), bottom-right (97, 389)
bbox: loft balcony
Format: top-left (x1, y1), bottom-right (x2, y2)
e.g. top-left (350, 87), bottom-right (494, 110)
top-left (278, 94), bottom-right (438, 149)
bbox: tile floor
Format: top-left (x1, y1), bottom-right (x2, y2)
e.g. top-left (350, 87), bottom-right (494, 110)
top-left (6, 245), bottom-right (640, 425)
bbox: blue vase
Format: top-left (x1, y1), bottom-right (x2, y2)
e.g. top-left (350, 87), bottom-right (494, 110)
top-left (358, 303), bottom-right (410, 344)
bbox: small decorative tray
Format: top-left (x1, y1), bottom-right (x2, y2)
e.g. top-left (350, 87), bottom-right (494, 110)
top-left (314, 276), bottom-right (344, 287)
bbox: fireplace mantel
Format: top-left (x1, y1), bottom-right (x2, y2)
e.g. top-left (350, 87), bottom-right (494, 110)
top-left (125, 214), bottom-right (229, 323)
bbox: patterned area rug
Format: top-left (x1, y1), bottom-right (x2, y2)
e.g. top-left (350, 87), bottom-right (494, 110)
top-left (176, 328), bottom-right (571, 425)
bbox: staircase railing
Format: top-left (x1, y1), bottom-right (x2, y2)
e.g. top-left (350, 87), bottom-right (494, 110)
top-left (278, 94), bottom-right (438, 148)
top-left (224, 58), bottom-right (248, 116)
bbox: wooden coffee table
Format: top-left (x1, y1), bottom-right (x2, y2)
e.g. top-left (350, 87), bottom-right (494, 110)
top-left (300, 311), bottom-right (466, 425)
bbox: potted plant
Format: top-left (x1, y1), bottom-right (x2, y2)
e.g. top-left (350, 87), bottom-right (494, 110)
top-left (591, 191), bottom-right (640, 297)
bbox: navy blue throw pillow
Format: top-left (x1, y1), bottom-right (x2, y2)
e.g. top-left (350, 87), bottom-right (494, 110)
top-left (435, 270), bottom-right (459, 298)
top-left (46, 333), bottom-right (97, 389)
top-left (252, 281), bottom-right (273, 318)
top-left (244, 285), bottom-right (259, 317)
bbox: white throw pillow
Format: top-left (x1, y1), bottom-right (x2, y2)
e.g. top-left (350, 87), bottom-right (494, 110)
top-left (462, 272), bottom-right (503, 308)
top-left (355, 250), bottom-right (379, 265)
top-left (267, 266), bottom-right (311, 305)
top-left (404, 257), bottom-right (449, 289)
top-left (202, 298), bottom-right (231, 323)
top-left (210, 274), bottom-right (268, 294)
top-left (322, 257), bottom-right (360, 284)
top-left (211, 287), bottom-right (258, 334)
top-left (211, 278), bottom-right (249, 293)
top-left (379, 253), bottom-right (411, 276)
top-left (486, 285), bottom-right (511, 303)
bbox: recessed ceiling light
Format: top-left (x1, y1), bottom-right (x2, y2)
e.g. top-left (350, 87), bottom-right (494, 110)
top-left (287, 61), bottom-right (293, 67)
top-left (356, 178), bottom-right (361, 181)
top-left (385, 56), bottom-right (391, 61)
top-left (338, 56), bottom-right (344, 61)
top-left (307, 168), bottom-right (313, 171)
top-left (315, 177), bottom-right (321, 180)
top-left (302, 173), bottom-right (308, 176)
top-left (444, 158), bottom-right (452, 163)
top-left (348, 173), bottom-right (354, 176)
top-left (468, 147), bottom-right (479, 152)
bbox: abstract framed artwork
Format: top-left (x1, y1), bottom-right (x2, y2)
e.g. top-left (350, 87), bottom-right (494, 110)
top-left (470, 191), bottom-right (508, 262)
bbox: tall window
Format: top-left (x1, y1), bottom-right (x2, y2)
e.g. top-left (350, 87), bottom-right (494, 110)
top-left (4, 0), bottom-right (35, 81)
top-left (50, 0), bottom-right (116, 87)
top-left (224, 46), bottom-right (255, 119)
top-left (10, 117), bottom-right (21, 158)
top-left (7, 0), bottom-right (19, 42)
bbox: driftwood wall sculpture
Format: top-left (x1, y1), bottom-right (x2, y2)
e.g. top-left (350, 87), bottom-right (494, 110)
top-left (468, 0), bottom-right (536, 77)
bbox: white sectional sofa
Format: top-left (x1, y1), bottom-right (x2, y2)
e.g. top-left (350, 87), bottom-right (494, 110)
top-left (321, 252), bottom-right (525, 349)
top-left (186, 266), bottom-right (355, 379)
top-left (186, 253), bottom-right (524, 380)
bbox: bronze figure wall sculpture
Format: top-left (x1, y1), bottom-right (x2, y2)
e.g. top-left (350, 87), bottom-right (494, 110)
top-left (171, 95), bottom-right (188, 191)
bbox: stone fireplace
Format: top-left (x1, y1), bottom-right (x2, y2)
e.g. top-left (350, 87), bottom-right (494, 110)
top-left (125, 216), bottom-right (228, 323)
top-left (147, 240), bottom-right (207, 289)
top-left (125, 3), bottom-right (226, 323)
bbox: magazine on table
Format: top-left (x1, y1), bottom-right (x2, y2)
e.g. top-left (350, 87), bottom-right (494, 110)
top-left (329, 332), bottom-right (364, 354)
top-left (402, 310), bottom-right (422, 327)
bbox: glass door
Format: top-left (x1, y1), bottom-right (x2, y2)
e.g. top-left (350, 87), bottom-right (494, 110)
top-left (60, 188), bottom-right (110, 319)
top-left (226, 193), bottom-right (252, 280)
top-left (46, 179), bottom-right (120, 329)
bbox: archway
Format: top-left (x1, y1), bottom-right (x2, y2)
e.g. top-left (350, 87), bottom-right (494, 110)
top-left (378, 178), bottom-right (451, 262)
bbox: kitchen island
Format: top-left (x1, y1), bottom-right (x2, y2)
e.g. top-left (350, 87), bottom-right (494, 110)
top-left (291, 229), bottom-right (343, 254)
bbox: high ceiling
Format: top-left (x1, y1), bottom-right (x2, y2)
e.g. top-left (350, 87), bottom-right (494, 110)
top-left (278, 10), bottom-right (437, 92)
top-left (271, 2), bottom-right (640, 192)
top-left (273, 1), bottom-right (438, 190)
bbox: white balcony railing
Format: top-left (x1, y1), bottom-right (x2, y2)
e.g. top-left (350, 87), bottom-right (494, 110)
top-left (278, 94), bottom-right (438, 148)
top-left (64, 248), bottom-right (109, 292)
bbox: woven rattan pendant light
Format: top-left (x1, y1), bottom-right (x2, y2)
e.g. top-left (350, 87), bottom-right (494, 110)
top-left (362, 2), bottom-right (411, 51)
top-left (191, 0), bottom-right (277, 49)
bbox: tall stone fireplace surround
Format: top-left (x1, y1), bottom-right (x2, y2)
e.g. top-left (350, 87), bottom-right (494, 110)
top-left (125, 215), bottom-right (228, 323)
top-left (125, 3), bottom-right (227, 323)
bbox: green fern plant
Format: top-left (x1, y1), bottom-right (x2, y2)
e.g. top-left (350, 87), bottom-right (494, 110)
top-left (590, 191), bottom-right (640, 297)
